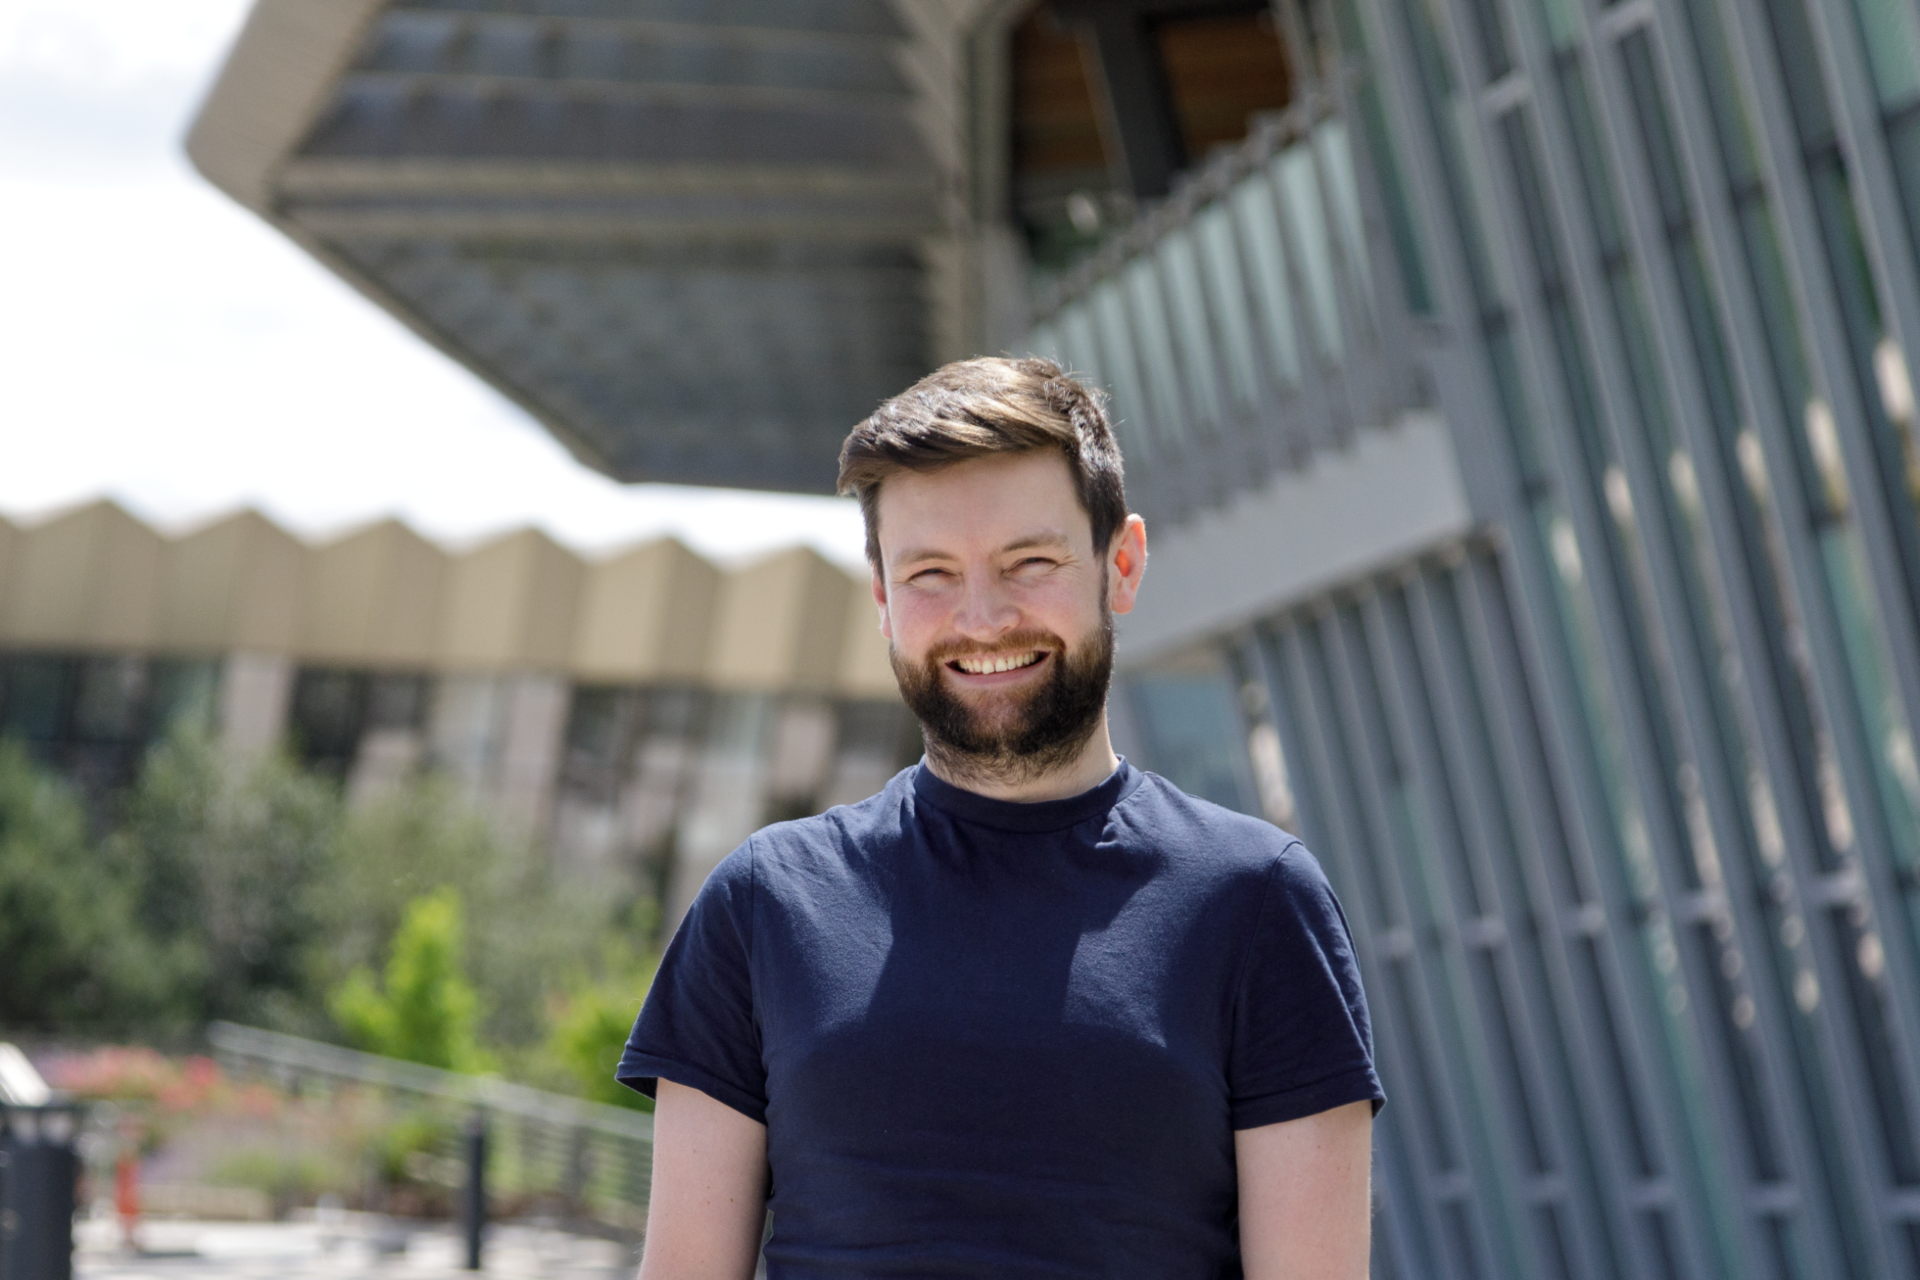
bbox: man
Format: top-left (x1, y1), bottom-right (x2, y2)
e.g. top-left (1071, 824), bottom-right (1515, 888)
top-left (619, 357), bottom-right (1382, 1278)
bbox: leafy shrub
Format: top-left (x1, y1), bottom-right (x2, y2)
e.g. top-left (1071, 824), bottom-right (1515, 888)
top-left (0, 742), bottom-right (169, 1028)
top-left (546, 950), bottom-right (659, 1111)
top-left (330, 888), bottom-right (490, 1073)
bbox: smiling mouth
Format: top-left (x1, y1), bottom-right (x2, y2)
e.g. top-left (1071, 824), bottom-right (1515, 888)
top-left (948, 650), bottom-right (1045, 675)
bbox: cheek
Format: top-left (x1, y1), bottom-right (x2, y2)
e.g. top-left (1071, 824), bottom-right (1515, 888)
top-left (1018, 579), bottom-right (1100, 633)
top-left (885, 591), bottom-right (950, 648)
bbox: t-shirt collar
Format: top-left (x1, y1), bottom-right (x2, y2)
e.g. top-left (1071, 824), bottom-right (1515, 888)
top-left (911, 756), bottom-right (1142, 832)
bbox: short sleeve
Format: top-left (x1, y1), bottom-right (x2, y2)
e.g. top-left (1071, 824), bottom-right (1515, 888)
top-left (1229, 842), bottom-right (1385, 1130)
top-left (617, 839), bottom-right (768, 1123)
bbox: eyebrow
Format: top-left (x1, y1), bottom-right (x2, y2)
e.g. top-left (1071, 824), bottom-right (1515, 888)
top-left (892, 531), bottom-right (1073, 568)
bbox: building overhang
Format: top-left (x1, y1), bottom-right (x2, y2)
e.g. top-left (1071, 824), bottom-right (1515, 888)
top-left (187, 0), bottom-right (979, 493)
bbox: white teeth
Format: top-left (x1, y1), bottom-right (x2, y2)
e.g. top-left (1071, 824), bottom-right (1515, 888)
top-left (956, 651), bottom-right (1040, 674)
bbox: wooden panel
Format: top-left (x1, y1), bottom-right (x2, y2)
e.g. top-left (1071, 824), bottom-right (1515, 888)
top-left (1153, 10), bottom-right (1291, 162)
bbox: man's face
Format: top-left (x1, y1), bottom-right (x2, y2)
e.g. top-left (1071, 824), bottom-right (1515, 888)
top-left (871, 450), bottom-right (1145, 783)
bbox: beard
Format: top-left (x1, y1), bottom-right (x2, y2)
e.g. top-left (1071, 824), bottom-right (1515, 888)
top-left (890, 599), bottom-right (1114, 789)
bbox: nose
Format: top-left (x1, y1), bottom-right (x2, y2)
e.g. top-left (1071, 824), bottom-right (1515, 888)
top-left (950, 571), bottom-right (1020, 641)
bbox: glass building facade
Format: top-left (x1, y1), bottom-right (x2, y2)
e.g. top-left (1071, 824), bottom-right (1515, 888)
top-left (1031, 0), bottom-right (1920, 1275)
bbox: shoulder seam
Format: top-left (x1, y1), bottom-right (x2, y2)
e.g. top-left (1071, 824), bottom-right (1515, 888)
top-left (1229, 838), bottom-right (1304, 1038)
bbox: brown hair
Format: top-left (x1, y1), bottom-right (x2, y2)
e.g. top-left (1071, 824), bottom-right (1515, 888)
top-left (837, 356), bottom-right (1129, 566)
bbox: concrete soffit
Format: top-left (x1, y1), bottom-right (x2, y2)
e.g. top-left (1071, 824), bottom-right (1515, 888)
top-left (184, 0), bottom-right (390, 215)
top-left (183, 0), bottom-right (632, 482)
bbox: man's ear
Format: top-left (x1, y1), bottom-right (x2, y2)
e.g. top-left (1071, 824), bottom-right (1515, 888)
top-left (871, 567), bottom-right (893, 640)
top-left (1108, 514), bottom-right (1148, 616)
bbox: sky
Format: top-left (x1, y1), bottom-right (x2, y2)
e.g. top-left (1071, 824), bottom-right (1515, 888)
top-left (0, 0), bottom-right (869, 566)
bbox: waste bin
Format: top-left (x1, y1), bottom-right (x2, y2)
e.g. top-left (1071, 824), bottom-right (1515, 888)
top-left (0, 1103), bottom-right (81, 1280)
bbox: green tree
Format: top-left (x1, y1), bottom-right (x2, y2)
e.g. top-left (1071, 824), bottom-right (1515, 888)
top-left (314, 777), bottom-right (615, 1051)
top-left (106, 730), bottom-right (341, 1029)
top-left (546, 949), bottom-right (659, 1111)
top-left (329, 887), bottom-right (490, 1072)
top-left (0, 742), bottom-right (166, 1027)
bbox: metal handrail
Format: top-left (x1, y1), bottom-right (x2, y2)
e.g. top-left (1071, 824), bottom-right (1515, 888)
top-left (206, 1022), bottom-right (653, 1141)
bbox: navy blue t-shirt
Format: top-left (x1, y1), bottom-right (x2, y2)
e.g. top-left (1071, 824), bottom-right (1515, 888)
top-left (619, 760), bottom-right (1382, 1278)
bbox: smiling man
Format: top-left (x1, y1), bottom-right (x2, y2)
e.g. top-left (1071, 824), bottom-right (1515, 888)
top-left (619, 357), bottom-right (1383, 1279)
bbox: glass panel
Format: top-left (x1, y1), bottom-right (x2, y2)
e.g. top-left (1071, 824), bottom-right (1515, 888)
top-left (1123, 255), bottom-right (1190, 446)
top-left (1273, 143), bottom-right (1345, 360)
top-left (1060, 305), bottom-right (1106, 393)
top-left (1230, 172), bottom-right (1305, 386)
top-left (1126, 668), bottom-right (1258, 813)
top-left (1315, 119), bottom-right (1378, 334)
top-left (147, 659), bottom-right (219, 742)
top-left (1090, 279), bottom-right (1156, 460)
top-left (1884, 109), bottom-right (1920, 301)
top-left (1194, 202), bottom-right (1265, 407)
top-left (1848, 0), bottom-right (1920, 107)
top-left (1459, 0), bottom-right (1512, 81)
top-left (1155, 228), bottom-right (1224, 431)
top-left (1, 655), bottom-right (73, 743)
top-left (73, 656), bottom-right (146, 744)
top-left (1025, 321), bottom-right (1061, 366)
top-left (1529, 0), bottom-right (1579, 50)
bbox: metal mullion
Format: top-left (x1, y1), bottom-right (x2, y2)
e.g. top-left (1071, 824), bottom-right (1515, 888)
top-left (1403, 560), bottom-right (1638, 1280)
top-left (1360, 578), bottom-right (1608, 1280)
top-left (1714, 0), bottom-right (1920, 874)
top-left (1350, 0), bottom-right (1532, 520)
top-left (1509, 10), bottom-right (1879, 1274)
top-left (1465, 536), bottom-right (1740, 1280)
top-left (1583, 8), bottom-right (1918, 1271)
top-left (1237, 625), bottom-right (1433, 1279)
top-left (1653, 0), bottom-right (1920, 1208)
top-left (1316, 600), bottom-right (1526, 1280)
top-left (1353, 0), bottom-right (1735, 1257)
top-left (1444, 31), bottom-right (1807, 1256)
top-left (1270, 619), bottom-right (1474, 1280)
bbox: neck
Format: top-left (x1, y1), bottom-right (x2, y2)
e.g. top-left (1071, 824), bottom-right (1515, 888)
top-left (921, 711), bottom-right (1122, 803)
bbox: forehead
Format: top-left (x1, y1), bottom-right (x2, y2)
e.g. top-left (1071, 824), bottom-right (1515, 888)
top-left (874, 450), bottom-right (1089, 559)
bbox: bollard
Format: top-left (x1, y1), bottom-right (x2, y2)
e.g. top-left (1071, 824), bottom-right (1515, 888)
top-left (0, 1104), bottom-right (81, 1280)
top-left (461, 1113), bottom-right (487, 1271)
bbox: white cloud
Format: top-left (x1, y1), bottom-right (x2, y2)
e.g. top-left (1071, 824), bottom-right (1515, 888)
top-left (0, 0), bottom-right (869, 567)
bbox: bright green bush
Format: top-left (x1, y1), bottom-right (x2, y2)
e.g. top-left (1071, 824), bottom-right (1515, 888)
top-left (547, 950), bottom-right (659, 1111)
top-left (330, 887), bottom-right (491, 1073)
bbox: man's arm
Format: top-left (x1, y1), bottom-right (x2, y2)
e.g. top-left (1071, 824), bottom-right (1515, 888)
top-left (638, 1079), bottom-right (770, 1280)
top-left (1236, 1099), bottom-right (1373, 1280)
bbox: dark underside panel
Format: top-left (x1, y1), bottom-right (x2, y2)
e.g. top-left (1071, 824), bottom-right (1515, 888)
top-left (330, 237), bottom-right (930, 490)
top-left (271, 0), bottom-right (938, 490)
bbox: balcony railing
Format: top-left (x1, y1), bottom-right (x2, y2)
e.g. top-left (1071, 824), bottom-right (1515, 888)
top-left (1023, 88), bottom-right (1427, 524)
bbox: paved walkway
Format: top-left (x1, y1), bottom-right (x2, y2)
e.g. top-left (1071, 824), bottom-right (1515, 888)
top-left (74, 1216), bottom-right (638, 1280)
